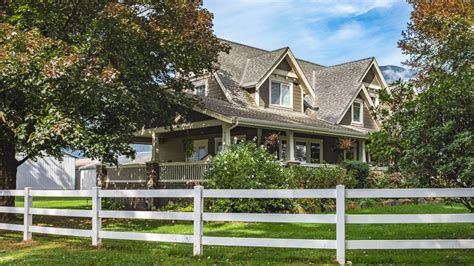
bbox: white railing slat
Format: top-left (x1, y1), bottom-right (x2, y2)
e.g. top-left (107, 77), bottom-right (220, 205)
top-left (0, 207), bottom-right (24, 214)
top-left (347, 213), bottom-right (474, 224)
top-left (203, 189), bottom-right (336, 199)
top-left (0, 190), bottom-right (24, 196)
top-left (0, 223), bottom-right (24, 231)
top-left (99, 210), bottom-right (193, 220)
top-left (0, 186), bottom-right (472, 260)
top-left (99, 231), bottom-right (193, 243)
top-left (346, 239), bottom-right (474, 249)
top-left (29, 208), bottom-right (92, 218)
top-left (202, 236), bottom-right (336, 249)
top-left (29, 226), bottom-right (91, 237)
top-left (29, 190), bottom-right (93, 197)
top-left (203, 213), bottom-right (336, 224)
top-left (346, 188), bottom-right (474, 198)
top-left (99, 189), bottom-right (194, 198)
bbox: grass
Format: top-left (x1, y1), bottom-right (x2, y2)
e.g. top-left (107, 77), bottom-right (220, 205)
top-left (0, 199), bottom-right (472, 265)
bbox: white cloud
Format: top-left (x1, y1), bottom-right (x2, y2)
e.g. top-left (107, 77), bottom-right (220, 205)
top-left (204, 0), bottom-right (410, 66)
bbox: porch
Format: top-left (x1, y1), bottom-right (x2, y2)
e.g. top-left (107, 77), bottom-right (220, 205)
top-left (100, 118), bottom-right (370, 186)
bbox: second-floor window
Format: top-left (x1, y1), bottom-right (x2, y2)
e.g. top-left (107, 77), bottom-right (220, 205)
top-left (352, 99), bottom-right (363, 124)
top-left (194, 85), bottom-right (206, 96)
top-left (192, 79), bottom-right (207, 96)
top-left (270, 80), bottom-right (292, 108)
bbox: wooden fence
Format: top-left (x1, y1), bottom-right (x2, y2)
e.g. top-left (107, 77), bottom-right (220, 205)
top-left (0, 187), bottom-right (473, 264)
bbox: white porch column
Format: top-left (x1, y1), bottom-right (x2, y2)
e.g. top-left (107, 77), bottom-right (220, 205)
top-left (359, 140), bottom-right (367, 162)
top-left (286, 131), bottom-right (295, 161)
top-left (151, 131), bottom-right (160, 162)
top-left (222, 124), bottom-right (231, 150)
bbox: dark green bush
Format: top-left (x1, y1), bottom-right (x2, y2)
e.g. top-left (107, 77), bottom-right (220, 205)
top-left (340, 160), bottom-right (369, 188)
top-left (287, 165), bottom-right (356, 212)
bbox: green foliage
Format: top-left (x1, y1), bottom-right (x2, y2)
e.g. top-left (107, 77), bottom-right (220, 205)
top-left (0, 1), bottom-right (228, 165)
top-left (287, 165), bottom-right (357, 189)
top-left (369, 71), bottom-right (474, 211)
top-left (206, 142), bottom-right (359, 213)
top-left (287, 165), bottom-right (356, 212)
top-left (340, 160), bottom-right (369, 188)
top-left (206, 141), bottom-right (291, 213)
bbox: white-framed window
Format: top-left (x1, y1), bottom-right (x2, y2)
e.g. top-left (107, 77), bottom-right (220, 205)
top-left (214, 135), bottom-right (246, 154)
top-left (188, 139), bottom-right (209, 161)
top-left (278, 137), bottom-right (323, 164)
top-left (269, 79), bottom-right (292, 108)
top-left (192, 79), bottom-right (207, 97)
top-left (352, 99), bottom-right (363, 124)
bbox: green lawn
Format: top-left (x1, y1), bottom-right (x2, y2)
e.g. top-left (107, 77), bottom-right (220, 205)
top-left (0, 199), bottom-right (472, 265)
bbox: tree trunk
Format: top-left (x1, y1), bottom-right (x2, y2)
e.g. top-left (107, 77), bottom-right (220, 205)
top-left (0, 141), bottom-right (18, 222)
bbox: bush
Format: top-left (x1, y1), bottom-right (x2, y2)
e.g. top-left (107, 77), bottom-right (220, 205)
top-left (340, 160), bottom-right (369, 188)
top-left (206, 141), bottom-right (292, 213)
top-left (287, 165), bottom-right (356, 212)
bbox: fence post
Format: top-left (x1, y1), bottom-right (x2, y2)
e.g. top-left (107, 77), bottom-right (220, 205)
top-left (193, 185), bottom-right (204, 256)
top-left (23, 187), bottom-right (32, 241)
top-left (336, 185), bottom-right (345, 264)
top-left (92, 186), bottom-right (102, 246)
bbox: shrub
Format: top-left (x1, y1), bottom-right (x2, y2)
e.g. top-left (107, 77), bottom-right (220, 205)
top-left (205, 141), bottom-right (291, 213)
top-left (340, 160), bottom-right (369, 188)
top-left (287, 165), bottom-right (356, 212)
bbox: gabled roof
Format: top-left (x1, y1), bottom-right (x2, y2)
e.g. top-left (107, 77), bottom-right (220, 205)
top-left (312, 58), bottom-right (375, 123)
top-left (240, 47), bottom-right (288, 87)
top-left (214, 39), bottom-right (384, 127)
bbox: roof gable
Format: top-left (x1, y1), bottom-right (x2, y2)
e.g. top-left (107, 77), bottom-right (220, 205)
top-left (312, 58), bottom-right (374, 123)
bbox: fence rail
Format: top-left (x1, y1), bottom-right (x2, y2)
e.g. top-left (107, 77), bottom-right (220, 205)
top-left (0, 187), bottom-right (473, 264)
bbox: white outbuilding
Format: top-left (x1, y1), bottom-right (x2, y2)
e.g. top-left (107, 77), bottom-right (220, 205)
top-left (16, 152), bottom-right (78, 190)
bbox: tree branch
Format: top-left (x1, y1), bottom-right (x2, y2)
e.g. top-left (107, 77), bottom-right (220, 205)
top-left (16, 154), bottom-right (32, 166)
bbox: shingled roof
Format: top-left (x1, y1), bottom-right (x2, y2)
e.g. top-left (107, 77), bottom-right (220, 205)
top-left (313, 58), bottom-right (374, 123)
top-left (200, 97), bottom-right (370, 137)
top-left (213, 39), bottom-right (377, 126)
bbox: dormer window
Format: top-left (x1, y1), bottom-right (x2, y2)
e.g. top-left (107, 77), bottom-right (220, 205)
top-left (270, 80), bottom-right (292, 108)
top-left (192, 80), bottom-right (207, 96)
top-left (352, 99), bottom-right (363, 124)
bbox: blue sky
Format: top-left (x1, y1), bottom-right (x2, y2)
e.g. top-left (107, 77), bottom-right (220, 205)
top-left (203, 0), bottom-right (412, 67)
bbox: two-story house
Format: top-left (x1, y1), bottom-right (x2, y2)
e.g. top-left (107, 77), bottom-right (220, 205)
top-left (100, 39), bottom-right (388, 185)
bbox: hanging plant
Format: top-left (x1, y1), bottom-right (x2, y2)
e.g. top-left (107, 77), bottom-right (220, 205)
top-left (338, 137), bottom-right (355, 151)
top-left (183, 139), bottom-right (194, 159)
top-left (264, 132), bottom-right (280, 147)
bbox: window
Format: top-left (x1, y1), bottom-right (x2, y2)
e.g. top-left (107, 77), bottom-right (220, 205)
top-left (192, 79), bottom-right (207, 96)
top-left (352, 99), bottom-right (363, 124)
top-left (214, 135), bottom-right (246, 154)
top-left (188, 139), bottom-right (208, 161)
top-left (278, 137), bottom-right (323, 163)
top-left (270, 80), bottom-right (292, 107)
top-left (194, 85), bottom-right (206, 96)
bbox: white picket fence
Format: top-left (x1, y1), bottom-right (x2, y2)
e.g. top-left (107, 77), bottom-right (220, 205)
top-left (0, 186), bottom-right (473, 264)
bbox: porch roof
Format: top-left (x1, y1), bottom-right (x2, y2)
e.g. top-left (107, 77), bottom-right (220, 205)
top-left (200, 97), bottom-right (373, 139)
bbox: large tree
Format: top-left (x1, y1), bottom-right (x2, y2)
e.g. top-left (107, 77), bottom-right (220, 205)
top-left (398, 0), bottom-right (473, 89)
top-left (368, 0), bottom-right (473, 211)
top-left (0, 0), bottom-right (227, 213)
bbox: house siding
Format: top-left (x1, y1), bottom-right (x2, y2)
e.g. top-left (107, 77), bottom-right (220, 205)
top-left (362, 67), bottom-right (381, 87)
top-left (339, 96), bottom-right (378, 130)
top-left (276, 59), bottom-right (292, 71)
top-left (293, 85), bottom-right (302, 112)
top-left (259, 79), bottom-right (269, 107)
top-left (207, 76), bottom-right (227, 100)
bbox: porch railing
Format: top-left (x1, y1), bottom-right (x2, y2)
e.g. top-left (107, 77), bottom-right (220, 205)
top-left (105, 164), bottom-right (147, 185)
top-left (105, 162), bottom-right (210, 185)
top-left (159, 161), bottom-right (210, 183)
